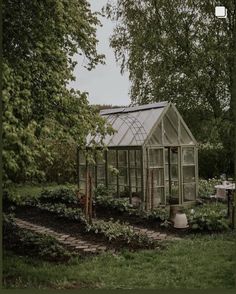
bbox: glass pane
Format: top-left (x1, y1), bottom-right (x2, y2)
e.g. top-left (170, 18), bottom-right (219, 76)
top-left (107, 150), bottom-right (116, 165)
top-left (119, 167), bottom-right (128, 185)
top-left (152, 187), bottom-right (165, 207)
top-left (170, 147), bottom-right (178, 163)
top-left (130, 168), bottom-right (136, 187)
top-left (137, 177), bottom-right (142, 188)
top-left (165, 165), bottom-right (169, 180)
top-left (183, 183), bottom-right (196, 201)
top-left (182, 147), bottom-right (195, 164)
top-left (183, 166), bottom-right (195, 183)
top-left (150, 169), bottom-right (164, 186)
top-left (180, 122), bottom-right (193, 144)
top-left (118, 150), bottom-right (127, 166)
top-left (171, 182), bottom-right (179, 198)
top-left (129, 150), bottom-right (135, 167)
top-left (149, 149), bottom-right (163, 167)
top-left (97, 166), bottom-right (105, 179)
top-left (135, 150), bottom-right (141, 167)
top-left (171, 165), bottom-right (178, 181)
top-left (163, 116), bottom-right (178, 144)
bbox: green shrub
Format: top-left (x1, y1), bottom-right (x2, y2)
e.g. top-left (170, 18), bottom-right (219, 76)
top-left (198, 143), bottom-right (233, 179)
top-left (186, 204), bottom-right (230, 232)
top-left (3, 214), bottom-right (72, 262)
top-left (198, 178), bottom-right (221, 199)
top-left (30, 202), bottom-right (86, 223)
top-left (36, 187), bottom-right (79, 205)
top-left (133, 207), bottom-right (170, 222)
top-left (85, 219), bottom-right (153, 247)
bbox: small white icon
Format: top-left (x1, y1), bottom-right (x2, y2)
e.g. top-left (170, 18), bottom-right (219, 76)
top-left (215, 6), bottom-right (227, 18)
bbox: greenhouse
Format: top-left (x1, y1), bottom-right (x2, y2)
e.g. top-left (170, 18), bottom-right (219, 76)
top-left (78, 101), bottom-right (198, 209)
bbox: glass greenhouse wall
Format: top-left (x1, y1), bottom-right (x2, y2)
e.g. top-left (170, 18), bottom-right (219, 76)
top-left (78, 102), bottom-right (198, 209)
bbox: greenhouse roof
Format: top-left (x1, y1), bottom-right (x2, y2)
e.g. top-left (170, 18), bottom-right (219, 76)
top-left (87, 101), bottom-right (169, 147)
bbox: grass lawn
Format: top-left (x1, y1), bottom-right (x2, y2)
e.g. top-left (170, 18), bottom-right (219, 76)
top-left (8, 183), bottom-right (77, 200)
top-left (3, 233), bottom-right (236, 289)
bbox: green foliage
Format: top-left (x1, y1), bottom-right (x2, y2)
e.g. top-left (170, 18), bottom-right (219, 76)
top-left (198, 178), bottom-right (221, 199)
top-left (186, 204), bottom-right (230, 231)
top-left (29, 202), bottom-right (86, 223)
top-left (37, 187), bottom-right (79, 205)
top-left (3, 214), bottom-right (72, 262)
top-left (106, 0), bottom-right (235, 170)
top-left (94, 184), bottom-right (133, 212)
top-left (2, 0), bottom-right (113, 184)
top-left (134, 207), bottom-right (170, 222)
top-left (86, 219), bottom-right (153, 247)
top-left (3, 233), bottom-right (236, 289)
top-left (198, 143), bottom-right (233, 178)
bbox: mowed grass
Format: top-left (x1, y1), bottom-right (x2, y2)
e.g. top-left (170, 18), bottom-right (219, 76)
top-left (3, 233), bottom-right (236, 289)
top-left (7, 183), bottom-right (77, 200)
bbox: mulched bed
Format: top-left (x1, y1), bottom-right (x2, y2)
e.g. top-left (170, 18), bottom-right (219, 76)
top-left (14, 206), bottom-right (158, 251)
top-left (94, 206), bottom-right (189, 237)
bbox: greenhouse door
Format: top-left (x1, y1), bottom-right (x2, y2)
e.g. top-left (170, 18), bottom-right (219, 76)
top-left (147, 148), bottom-right (165, 208)
top-left (165, 147), bottom-right (180, 205)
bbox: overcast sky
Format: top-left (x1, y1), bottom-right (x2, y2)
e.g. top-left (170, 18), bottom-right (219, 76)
top-left (70, 0), bottom-right (130, 106)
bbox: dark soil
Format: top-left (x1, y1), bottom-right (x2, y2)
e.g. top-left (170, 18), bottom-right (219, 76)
top-left (94, 206), bottom-right (189, 237)
top-left (14, 206), bottom-right (157, 251)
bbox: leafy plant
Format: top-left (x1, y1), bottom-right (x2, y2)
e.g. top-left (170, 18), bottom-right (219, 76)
top-left (186, 204), bottom-right (230, 232)
top-left (3, 214), bottom-right (73, 262)
top-left (131, 207), bottom-right (170, 222)
top-left (37, 187), bottom-right (80, 205)
top-left (198, 178), bottom-right (221, 199)
top-left (85, 219), bottom-right (153, 247)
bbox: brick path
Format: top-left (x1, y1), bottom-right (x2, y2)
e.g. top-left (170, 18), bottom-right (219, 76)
top-left (14, 218), bottom-right (181, 255)
top-left (14, 218), bottom-right (108, 255)
top-left (131, 226), bottom-right (181, 241)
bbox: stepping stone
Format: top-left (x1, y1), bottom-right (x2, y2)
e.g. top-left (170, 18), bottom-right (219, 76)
top-left (66, 237), bottom-right (76, 241)
top-left (97, 246), bottom-right (107, 251)
top-left (75, 245), bottom-right (89, 250)
top-left (75, 241), bottom-right (87, 245)
top-left (60, 235), bottom-right (70, 239)
top-left (83, 248), bottom-right (97, 253)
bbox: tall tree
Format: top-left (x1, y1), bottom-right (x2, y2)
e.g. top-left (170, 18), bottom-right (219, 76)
top-left (2, 0), bottom-right (112, 184)
top-left (106, 0), bottom-right (235, 145)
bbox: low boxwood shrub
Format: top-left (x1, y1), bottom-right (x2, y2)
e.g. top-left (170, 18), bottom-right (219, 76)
top-left (3, 214), bottom-right (73, 262)
top-left (36, 187), bottom-right (79, 205)
top-left (186, 204), bottom-right (230, 232)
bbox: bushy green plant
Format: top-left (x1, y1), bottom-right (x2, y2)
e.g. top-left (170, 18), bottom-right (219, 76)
top-left (31, 202), bottom-right (86, 223)
top-left (94, 184), bottom-right (133, 212)
top-left (132, 207), bottom-right (170, 222)
top-left (94, 184), bottom-right (111, 198)
top-left (186, 204), bottom-right (230, 232)
top-left (3, 214), bottom-right (72, 262)
top-left (36, 187), bottom-right (79, 205)
top-left (198, 178), bottom-right (221, 199)
top-left (96, 195), bottom-right (133, 212)
top-left (85, 219), bottom-right (153, 247)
